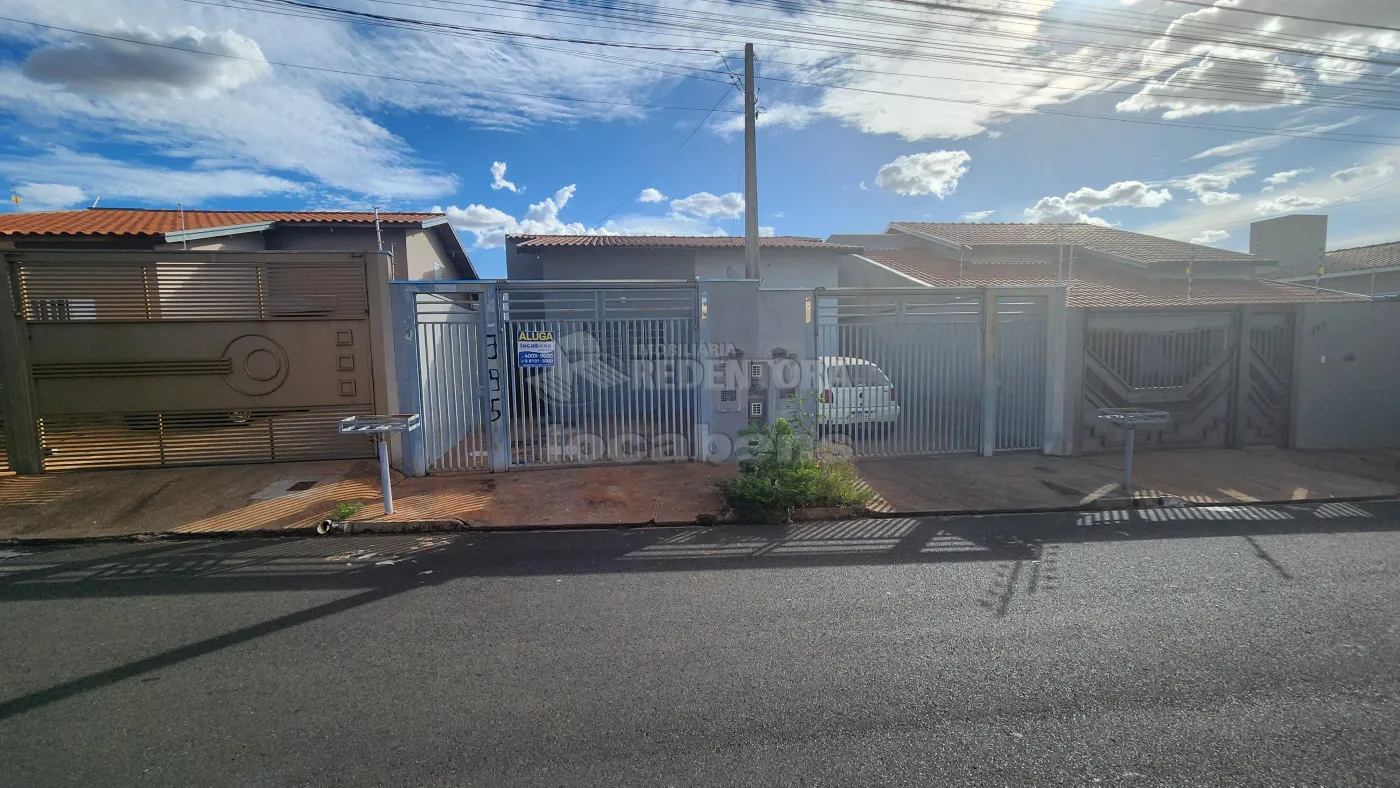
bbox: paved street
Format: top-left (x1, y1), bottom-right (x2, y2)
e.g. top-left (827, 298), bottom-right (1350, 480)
top-left (3, 502), bottom-right (1400, 786)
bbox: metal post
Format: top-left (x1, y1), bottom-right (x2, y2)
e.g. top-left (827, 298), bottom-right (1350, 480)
top-left (743, 43), bottom-right (760, 280)
top-left (1122, 423), bottom-right (1135, 494)
top-left (981, 289), bottom-right (998, 456)
top-left (373, 205), bottom-right (384, 252)
top-left (377, 436), bottom-right (394, 515)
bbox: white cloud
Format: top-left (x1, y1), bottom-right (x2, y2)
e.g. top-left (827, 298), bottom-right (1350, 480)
top-left (0, 147), bottom-right (302, 205)
top-left (713, 103), bottom-right (817, 135)
top-left (14, 183), bottom-right (88, 211)
top-left (874, 151), bottom-right (970, 198)
top-left (1188, 119), bottom-right (1364, 161)
top-left (1191, 229), bottom-right (1230, 245)
top-left (1171, 159), bottom-right (1253, 205)
top-left (490, 161), bottom-right (519, 193)
top-left (858, 181), bottom-right (868, 191)
top-left (1116, 47), bottom-right (1309, 119)
top-left (442, 185), bottom-right (751, 248)
top-left (1333, 160), bottom-right (1397, 182)
top-left (1262, 168), bottom-right (1311, 191)
top-left (21, 24), bottom-right (270, 99)
top-left (1255, 194), bottom-right (1329, 214)
top-left (638, 188), bottom-right (666, 203)
top-left (759, 226), bottom-right (775, 237)
top-left (670, 191), bottom-right (744, 220)
top-left (1025, 180), bottom-right (1172, 224)
top-left (961, 210), bottom-right (995, 222)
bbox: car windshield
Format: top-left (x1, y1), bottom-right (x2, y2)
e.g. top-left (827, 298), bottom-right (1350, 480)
top-left (828, 364), bottom-right (891, 388)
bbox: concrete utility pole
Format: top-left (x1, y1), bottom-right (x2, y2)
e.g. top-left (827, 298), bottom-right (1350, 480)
top-left (743, 43), bottom-right (760, 280)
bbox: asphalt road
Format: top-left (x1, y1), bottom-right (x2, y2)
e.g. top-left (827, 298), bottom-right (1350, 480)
top-left (3, 501), bottom-right (1400, 787)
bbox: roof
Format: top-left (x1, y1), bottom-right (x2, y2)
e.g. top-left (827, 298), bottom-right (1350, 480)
top-left (863, 249), bottom-right (1362, 308)
top-left (510, 234), bottom-right (862, 252)
top-left (1325, 241), bottom-right (1400, 275)
top-left (0, 208), bottom-right (447, 237)
top-left (889, 222), bottom-right (1271, 266)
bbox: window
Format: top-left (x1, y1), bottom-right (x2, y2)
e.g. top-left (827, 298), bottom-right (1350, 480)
top-left (827, 364), bottom-right (890, 388)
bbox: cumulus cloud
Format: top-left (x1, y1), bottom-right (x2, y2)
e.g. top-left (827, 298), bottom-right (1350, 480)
top-left (0, 147), bottom-right (302, 204)
top-left (14, 183), bottom-right (88, 211)
top-left (442, 185), bottom-right (754, 248)
top-left (961, 210), bottom-right (995, 222)
top-left (1024, 180), bottom-right (1172, 224)
top-left (1191, 229), bottom-right (1230, 245)
top-left (1171, 159), bottom-right (1253, 205)
top-left (874, 151), bottom-right (970, 198)
top-left (1255, 194), bottom-right (1329, 214)
top-left (490, 161), bottom-right (519, 193)
top-left (1333, 160), bottom-right (1397, 182)
top-left (638, 187), bottom-right (666, 203)
top-left (670, 191), bottom-right (744, 220)
top-left (1262, 168), bottom-right (1312, 191)
top-left (22, 25), bottom-right (270, 99)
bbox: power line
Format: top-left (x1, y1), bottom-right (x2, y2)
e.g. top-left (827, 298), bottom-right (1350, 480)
top-left (593, 83), bottom-right (736, 225)
top-left (1155, 0), bottom-right (1400, 35)
top-left (0, 15), bottom-right (743, 115)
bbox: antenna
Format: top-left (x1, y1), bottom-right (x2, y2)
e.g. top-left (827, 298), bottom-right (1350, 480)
top-left (373, 205), bottom-right (384, 251)
top-left (90, 196), bottom-right (101, 208)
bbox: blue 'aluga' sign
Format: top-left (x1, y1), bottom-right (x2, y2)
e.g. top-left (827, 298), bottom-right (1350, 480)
top-left (516, 329), bottom-right (556, 368)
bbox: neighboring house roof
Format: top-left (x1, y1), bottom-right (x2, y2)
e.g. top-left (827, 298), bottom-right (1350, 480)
top-left (1325, 241), bottom-right (1400, 274)
top-left (863, 249), bottom-right (1361, 308)
top-left (0, 207), bottom-right (476, 278)
top-left (510, 234), bottom-right (862, 252)
top-left (0, 208), bottom-right (448, 236)
top-left (889, 222), bottom-right (1271, 266)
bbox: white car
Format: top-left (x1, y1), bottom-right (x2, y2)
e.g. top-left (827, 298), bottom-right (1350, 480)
top-left (817, 357), bottom-right (900, 429)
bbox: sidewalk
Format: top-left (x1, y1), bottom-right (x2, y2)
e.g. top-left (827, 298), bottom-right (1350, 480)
top-left (0, 448), bottom-right (1396, 541)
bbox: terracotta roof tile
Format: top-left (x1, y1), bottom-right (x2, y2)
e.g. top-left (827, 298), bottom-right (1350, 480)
top-left (1323, 240), bottom-right (1400, 274)
top-left (510, 234), bottom-right (861, 252)
top-left (0, 208), bottom-right (445, 237)
top-left (864, 249), bottom-right (1362, 308)
top-left (890, 222), bottom-right (1269, 266)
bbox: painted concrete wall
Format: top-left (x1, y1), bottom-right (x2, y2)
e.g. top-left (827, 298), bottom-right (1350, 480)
top-left (540, 252), bottom-right (696, 281)
top-left (1296, 269), bottom-right (1400, 297)
top-left (402, 228), bottom-right (448, 279)
top-left (157, 234), bottom-right (268, 252)
top-left (1250, 214), bottom-right (1328, 273)
top-left (1292, 301), bottom-right (1400, 449)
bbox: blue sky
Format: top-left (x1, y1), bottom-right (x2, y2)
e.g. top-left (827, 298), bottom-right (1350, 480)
top-left (1, 0), bottom-right (1398, 278)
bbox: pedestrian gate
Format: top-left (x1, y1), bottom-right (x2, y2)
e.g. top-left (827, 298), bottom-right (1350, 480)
top-left (397, 282), bottom-right (700, 473)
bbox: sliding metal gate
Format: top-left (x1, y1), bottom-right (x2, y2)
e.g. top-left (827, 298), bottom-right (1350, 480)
top-left (400, 281), bottom-right (700, 473)
top-left (813, 289), bottom-right (1049, 458)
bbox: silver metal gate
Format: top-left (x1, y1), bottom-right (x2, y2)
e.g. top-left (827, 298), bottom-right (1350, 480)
top-left (501, 285), bottom-right (698, 467)
top-left (413, 289), bottom-right (490, 472)
top-left (396, 281), bottom-right (700, 473)
top-left (814, 289), bottom-right (1050, 458)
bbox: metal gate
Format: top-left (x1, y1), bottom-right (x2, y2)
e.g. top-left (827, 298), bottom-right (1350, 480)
top-left (813, 289), bottom-right (1049, 458)
top-left (399, 281), bottom-right (700, 472)
top-left (1080, 309), bottom-right (1295, 451)
top-left (5, 251), bottom-right (377, 471)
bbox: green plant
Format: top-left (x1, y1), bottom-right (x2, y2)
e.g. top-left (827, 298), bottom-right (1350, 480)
top-left (719, 418), bottom-right (871, 523)
top-left (331, 501), bottom-right (365, 521)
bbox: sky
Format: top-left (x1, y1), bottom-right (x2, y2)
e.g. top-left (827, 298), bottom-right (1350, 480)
top-left (1, 0), bottom-right (1398, 278)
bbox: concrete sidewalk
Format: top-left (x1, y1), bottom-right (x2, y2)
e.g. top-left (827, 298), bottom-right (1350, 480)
top-left (856, 447), bottom-right (1400, 513)
top-left (0, 447), bottom-right (1396, 541)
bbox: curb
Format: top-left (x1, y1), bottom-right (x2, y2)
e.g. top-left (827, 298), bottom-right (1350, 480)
top-left (3, 496), bottom-right (1397, 545)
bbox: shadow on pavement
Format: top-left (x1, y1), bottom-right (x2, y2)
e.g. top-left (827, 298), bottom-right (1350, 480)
top-left (1, 500), bottom-right (1397, 721)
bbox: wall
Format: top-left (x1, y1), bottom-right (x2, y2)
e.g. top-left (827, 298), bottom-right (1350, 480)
top-left (1292, 301), bottom-right (1400, 449)
top-left (402, 228), bottom-right (447, 279)
top-left (838, 255), bottom-right (928, 287)
top-left (1299, 269), bottom-right (1400, 297)
top-left (156, 233), bottom-right (268, 252)
top-left (1250, 214), bottom-right (1328, 273)
top-left (694, 250), bottom-right (840, 289)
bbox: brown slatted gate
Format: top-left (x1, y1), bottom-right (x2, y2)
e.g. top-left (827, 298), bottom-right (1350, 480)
top-left (10, 251), bottom-right (377, 471)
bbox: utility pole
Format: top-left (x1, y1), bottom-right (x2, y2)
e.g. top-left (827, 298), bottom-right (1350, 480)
top-left (743, 43), bottom-right (760, 280)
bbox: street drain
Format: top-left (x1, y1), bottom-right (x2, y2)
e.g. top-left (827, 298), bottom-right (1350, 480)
top-left (287, 480), bottom-right (318, 492)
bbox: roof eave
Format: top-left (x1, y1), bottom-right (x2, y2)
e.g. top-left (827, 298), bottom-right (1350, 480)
top-left (162, 220), bottom-right (276, 244)
top-left (429, 221), bottom-right (477, 279)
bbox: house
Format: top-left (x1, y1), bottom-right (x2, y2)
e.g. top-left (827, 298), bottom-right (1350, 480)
top-left (827, 221), bottom-right (1366, 454)
top-left (504, 235), bottom-right (862, 288)
top-left (830, 221), bottom-right (1354, 308)
top-left (0, 208), bottom-right (477, 280)
top-left (1256, 215), bottom-right (1400, 297)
